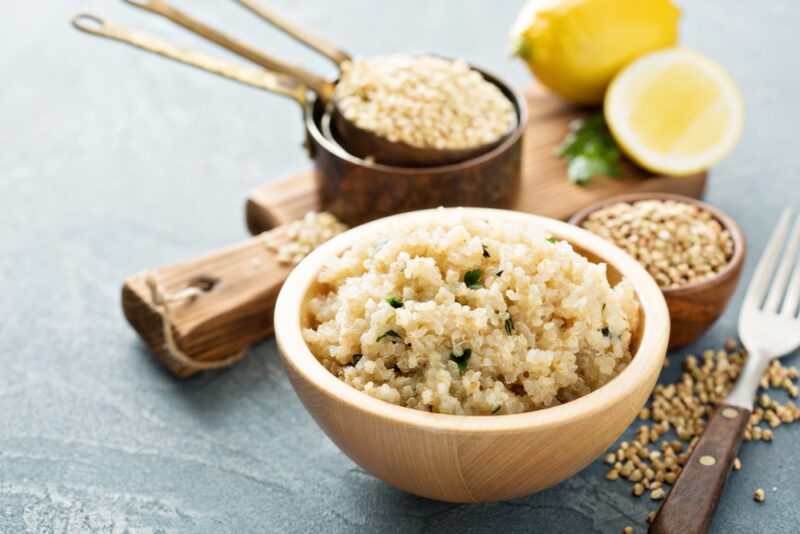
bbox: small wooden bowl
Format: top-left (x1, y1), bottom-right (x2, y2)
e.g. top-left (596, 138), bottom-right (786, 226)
top-left (569, 193), bottom-right (746, 352)
top-left (274, 208), bottom-right (669, 502)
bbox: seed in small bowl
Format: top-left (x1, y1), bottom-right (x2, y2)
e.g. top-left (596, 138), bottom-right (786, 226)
top-left (578, 199), bottom-right (734, 289)
top-left (569, 193), bottom-right (746, 350)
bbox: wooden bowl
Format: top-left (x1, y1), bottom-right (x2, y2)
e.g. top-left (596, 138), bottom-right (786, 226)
top-left (569, 193), bottom-right (746, 352)
top-left (274, 208), bottom-right (669, 502)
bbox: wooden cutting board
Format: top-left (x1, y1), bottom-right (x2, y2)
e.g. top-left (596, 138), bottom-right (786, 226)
top-left (125, 84), bottom-right (709, 377)
top-left (245, 84), bottom-right (707, 234)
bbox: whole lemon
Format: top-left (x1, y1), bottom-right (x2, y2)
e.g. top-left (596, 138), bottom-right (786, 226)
top-left (511, 0), bottom-right (681, 104)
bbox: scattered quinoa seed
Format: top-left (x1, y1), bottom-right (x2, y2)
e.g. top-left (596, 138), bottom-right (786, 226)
top-left (754, 488), bottom-right (765, 502)
top-left (599, 339), bottom-right (800, 527)
top-left (623, 527), bottom-right (634, 534)
top-left (261, 211), bottom-right (347, 265)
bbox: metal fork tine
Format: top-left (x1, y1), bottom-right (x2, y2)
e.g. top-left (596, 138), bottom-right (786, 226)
top-left (781, 224), bottom-right (800, 317)
top-left (765, 213), bottom-right (800, 312)
top-left (743, 209), bottom-right (792, 310)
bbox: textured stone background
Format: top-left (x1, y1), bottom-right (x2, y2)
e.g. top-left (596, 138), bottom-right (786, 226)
top-left (1, 1), bottom-right (799, 532)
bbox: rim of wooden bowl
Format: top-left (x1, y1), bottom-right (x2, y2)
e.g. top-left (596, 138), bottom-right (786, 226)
top-left (568, 192), bottom-right (747, 297)
top-left (274, 208), bottom-right (669, 433)
top-left (303, 66), bottom-right (528, 173)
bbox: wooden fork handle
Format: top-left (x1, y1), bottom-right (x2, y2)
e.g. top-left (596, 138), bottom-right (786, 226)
top-left (650, 404), bottom-right (750, 534)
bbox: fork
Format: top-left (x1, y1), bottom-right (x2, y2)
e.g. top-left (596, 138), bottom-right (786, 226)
top-left (651, 209), bottom-right (800, 534)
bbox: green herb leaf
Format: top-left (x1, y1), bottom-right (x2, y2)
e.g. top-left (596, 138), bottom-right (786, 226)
top-left (546, 236), bottom-right (557, 243)
top-left (450, 348), bottom-right (472, 372)
top-left (558, 115), bottom-right (621, 186)
top-left (464, 269), bottom-right (482, 289)
top-left (377, 330), bottom-right (401, 342)
top-left (504, 315), bottom-right (515, 335)
top-left (482, 244), bottom-right (490, 258)
top-left (496, 270), bottom-right (504, 277)
top-left (351, 354), bottom-right (363, 365)
top-left (386, 296), bottom-right (404, 309)
top-left (601, 327), bottom-right (610, 337)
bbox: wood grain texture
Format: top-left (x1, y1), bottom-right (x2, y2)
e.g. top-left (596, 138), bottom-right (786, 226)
top-left (121, 235), bottom-right (293, 377)
top-left (246, 85), bottom-right (708, 233)
top-left (274, 208), bottom-right (670, 502)
top-left (649, 404), bottom-right (751, 534)
top-left (569, 193), bottom-right (747, 351)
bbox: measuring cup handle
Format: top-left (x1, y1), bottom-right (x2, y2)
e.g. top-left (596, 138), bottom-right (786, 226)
top-left (235, 0), bottom-right (351, 66)
top-left (72, 14), bottom-right (307, 105)
top-left (122, 0), bottom-right (334, 104)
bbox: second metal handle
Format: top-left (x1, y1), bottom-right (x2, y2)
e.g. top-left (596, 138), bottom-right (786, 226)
top-left (72, 14), bottom-right (307, 105)
top-left (122, 0), bottom-right (334, 104)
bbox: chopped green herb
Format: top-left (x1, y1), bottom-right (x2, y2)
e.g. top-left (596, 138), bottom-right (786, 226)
top-left (601, 327), bottom-right (610, 337)
top-left (546, 236), bottom-right (557, 244)
top-left (351, 354), bottom-right (363, 365)
top-left (386, 296), bottom-right (404, 309)
top-left (492, 405), bottom-right (503, 414)
top-left (504, 315), bottom-right (515, 335)
top-left (450, 348), bottom-right (472, 372)
top-left (482, 245), bottom-right (490, 258)
top-left (464, 269), bottom-right (482, 289)
top-left (377, 330), bottom-right (401, 342)
top-left (496, 270), bottom-right (504, 277)
top-left (602, 303), bottom-right (606, 311)
top-left (557, 115), bottom-right (621, 186)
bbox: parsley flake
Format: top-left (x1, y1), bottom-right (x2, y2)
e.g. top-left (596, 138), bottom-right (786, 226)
top-left (482, 245), bottom-right (490, 258)
top-left (504, 315), bottom-right (515, 335)
top-left (546, 236), bottom-right (557, 244)
top-left (601, 327), bottom-right (610, 337)
top-left (464, 269), bottom-right (482, 289)
top-left (557, 115), bottom-right (621, 186)
top-left (377, 330), bottom-right (401, 342)
top-left (450, 348), bottom-right (472, 372)
top-left (351, 354), bottom-right (363, 365)
top-left (386, 296), bottom-right (404, 309)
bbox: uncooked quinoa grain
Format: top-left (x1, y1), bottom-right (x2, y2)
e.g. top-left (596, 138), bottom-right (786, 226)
top-left (335, 55), bottom-right (516, 150)
top-left (602, 338), bottom-right (800, 527)
top-left (754, 488), bottom-right (765, 502)
top-left (580, 200), bottom-right (734, 288)
top-left (261, 211), bottom-right (347, 265)
top-left (303, 209), bottom-right (639, 415)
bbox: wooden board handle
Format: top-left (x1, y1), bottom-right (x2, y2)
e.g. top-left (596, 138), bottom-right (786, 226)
top-left (121, 233), bottom-right (294, 377)
top-left (649, 404), bottom-right (750, 534)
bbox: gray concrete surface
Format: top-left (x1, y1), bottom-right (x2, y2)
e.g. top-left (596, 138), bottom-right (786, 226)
top-left (1, 1), bottom-right (799, 532)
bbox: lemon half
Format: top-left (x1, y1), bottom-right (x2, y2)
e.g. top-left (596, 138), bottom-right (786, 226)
top-left (605, 48), bottom-right (745, 176)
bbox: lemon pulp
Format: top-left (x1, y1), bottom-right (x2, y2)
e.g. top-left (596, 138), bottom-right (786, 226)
top-left (605, 49), bottom-right (744, 175)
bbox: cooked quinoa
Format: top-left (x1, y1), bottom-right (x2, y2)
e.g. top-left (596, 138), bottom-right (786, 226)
top-left (302, 211), bottom-right (640, 415)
